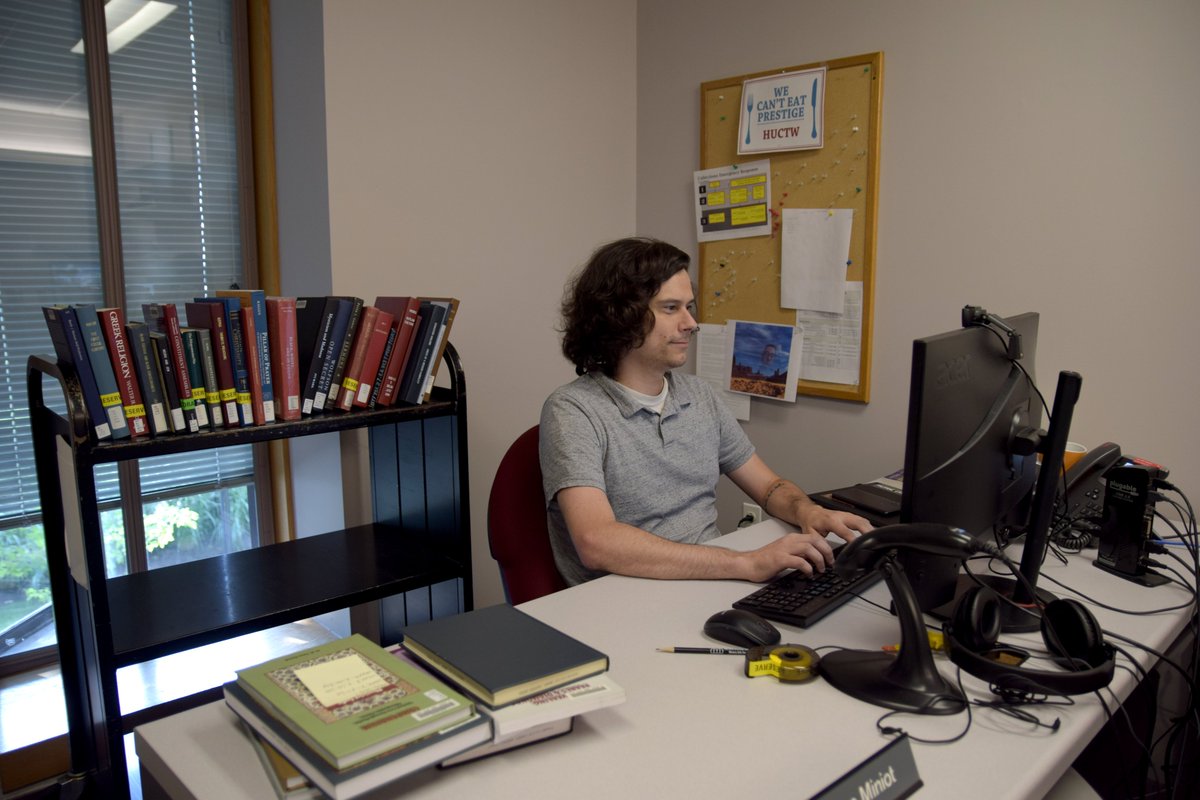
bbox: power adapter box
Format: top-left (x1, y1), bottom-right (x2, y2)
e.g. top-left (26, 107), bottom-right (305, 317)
top-left (1094, 464), bottom-right (1167, 585)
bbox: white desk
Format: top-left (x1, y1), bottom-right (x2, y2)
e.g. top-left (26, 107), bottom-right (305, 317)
top-left (135, 521), bottom-right (1194, 799)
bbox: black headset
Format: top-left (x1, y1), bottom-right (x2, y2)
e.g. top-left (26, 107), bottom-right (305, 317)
top-left (942, 585), bottom-right (1116, 696)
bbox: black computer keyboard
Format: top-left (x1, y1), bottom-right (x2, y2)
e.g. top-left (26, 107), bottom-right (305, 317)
top-left (733, 559), bottom-right (883, 628)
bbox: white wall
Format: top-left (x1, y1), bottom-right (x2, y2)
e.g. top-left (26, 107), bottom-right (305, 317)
top-left (294, 0), bottom-right (1198, 608)
top-left (636, 0), bottom-right (1200, 530)
top-left (319, 0), bottom-right (638, 607)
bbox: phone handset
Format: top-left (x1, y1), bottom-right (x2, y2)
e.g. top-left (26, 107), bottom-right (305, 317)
top-left (1063, 441), bottom-right (1123, 496)
top-left (1053, 441), bottom-right (1123, 550)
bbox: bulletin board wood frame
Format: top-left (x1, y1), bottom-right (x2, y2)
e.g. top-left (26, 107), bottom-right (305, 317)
top-left (699, 52), bottom-right (883, 403)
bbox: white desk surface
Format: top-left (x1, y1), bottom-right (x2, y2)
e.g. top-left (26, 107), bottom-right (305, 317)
top-left (135, 521), bottom-right (1193, 800)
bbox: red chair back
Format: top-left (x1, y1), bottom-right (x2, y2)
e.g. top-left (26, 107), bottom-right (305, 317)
top-left (488, 425), bottom-right (567, 604)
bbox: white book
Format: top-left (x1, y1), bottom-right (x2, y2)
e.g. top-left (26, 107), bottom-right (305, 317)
top-left (485, 672), bottom-right (626, 738)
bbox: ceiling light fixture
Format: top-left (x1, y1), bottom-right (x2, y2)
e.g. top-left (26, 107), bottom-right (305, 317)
top-left (70, 0), bottom-right (177, 55)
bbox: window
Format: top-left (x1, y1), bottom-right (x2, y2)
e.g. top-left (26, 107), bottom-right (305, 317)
top-left (0, 0), bottom-right (267, 668)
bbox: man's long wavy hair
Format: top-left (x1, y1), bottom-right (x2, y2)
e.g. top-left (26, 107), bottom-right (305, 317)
top-left (560, 237), bottom-right (691, 376)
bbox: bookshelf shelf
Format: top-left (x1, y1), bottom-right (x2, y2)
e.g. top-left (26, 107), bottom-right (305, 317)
top-left (27, 344), bottom-right (473, 798)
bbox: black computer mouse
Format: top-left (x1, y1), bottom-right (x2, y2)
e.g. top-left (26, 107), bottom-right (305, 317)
top-left (703, 609), bottom-right (782, 648)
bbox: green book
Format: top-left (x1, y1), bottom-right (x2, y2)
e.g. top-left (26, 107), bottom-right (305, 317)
top-left (233, 634), bottom-right (476, 770)
top-left (401, 604), bottom-right (609, 708)
top-left (180, 328), bottom-right (212, 429)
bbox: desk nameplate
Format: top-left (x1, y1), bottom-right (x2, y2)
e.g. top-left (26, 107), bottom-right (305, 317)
top-left (811, 734), bottom-right (922, 800)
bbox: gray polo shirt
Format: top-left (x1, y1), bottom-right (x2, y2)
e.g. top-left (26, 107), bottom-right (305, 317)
top-left (539, 371), bottom-right (755, 586)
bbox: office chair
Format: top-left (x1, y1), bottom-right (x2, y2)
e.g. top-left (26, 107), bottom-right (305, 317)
top-left (488, 425), bottom-right (568, 604)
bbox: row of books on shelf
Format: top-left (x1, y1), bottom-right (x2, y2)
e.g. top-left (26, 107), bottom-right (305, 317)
top-left (41, 293), bottom-right (460, 443)
top-left (223, 605), bottom-right (621, 800)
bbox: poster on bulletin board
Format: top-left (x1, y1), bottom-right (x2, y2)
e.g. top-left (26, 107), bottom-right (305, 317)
top-left (698, 52), bottom-right (883, 403)
top-left (737, 67), bottom-right (826, 154)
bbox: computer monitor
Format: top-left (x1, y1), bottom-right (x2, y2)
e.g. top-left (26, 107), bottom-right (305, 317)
top-left (896, 308), bottom-right (1045, 620)
top-left (820, 308), bottom-right (1080, 711)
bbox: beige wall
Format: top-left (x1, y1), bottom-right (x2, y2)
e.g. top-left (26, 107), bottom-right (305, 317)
top-left (636, 0), bottom-right (1200, 531)
top-left (312, 0), bottom-right (1199, 608)
top-left (320, 0), bottom-right (638, 607)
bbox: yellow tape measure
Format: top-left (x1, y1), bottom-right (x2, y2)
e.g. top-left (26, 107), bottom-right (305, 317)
top-left (744, 644), bottom-right (820, 682)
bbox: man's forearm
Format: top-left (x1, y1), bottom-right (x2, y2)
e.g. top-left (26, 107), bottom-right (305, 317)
top-left (573, 520), bottom-right (751, 581)
top-left (760, 478), bottom-right (819, 530)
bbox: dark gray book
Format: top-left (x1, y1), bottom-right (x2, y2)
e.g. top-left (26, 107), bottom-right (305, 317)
top-left (295, 296), bottom-right (338, 415)
top-left (314, 297), bottom-right (353, 412)
top-left (326, 296), bottom-right (363, 410)
top-left (192, 327), bottom-right (226, 429)
top-left (125, 321), bottom-right (171, 437)
top-left (149, 331), bottom-right (186, 433)
top-left (401, 604), bottom-right (609, 708)
top-left (397, 301), bottom-right (445, 406)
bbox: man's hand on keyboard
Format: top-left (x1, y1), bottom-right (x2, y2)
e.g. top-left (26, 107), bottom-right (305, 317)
top-left (795, 505), bottom-right (873, 545)
top-left (735, 532), bottom-right (837, 582)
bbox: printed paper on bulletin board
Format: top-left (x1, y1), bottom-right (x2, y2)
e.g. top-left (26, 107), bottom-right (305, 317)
top-left (699, 52), bottom-right (882, 403)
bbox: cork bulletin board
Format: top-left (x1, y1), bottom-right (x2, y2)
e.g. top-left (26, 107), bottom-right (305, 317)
top-left (699, 52), bottom-right (883, 403)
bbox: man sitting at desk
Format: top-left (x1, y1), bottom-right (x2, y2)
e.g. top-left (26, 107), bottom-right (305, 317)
top-left (540, 237), bottom-right (871, 586)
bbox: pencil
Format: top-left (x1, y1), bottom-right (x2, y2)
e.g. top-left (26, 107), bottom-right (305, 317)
top-left (657, 646), bottom-right (747, 655)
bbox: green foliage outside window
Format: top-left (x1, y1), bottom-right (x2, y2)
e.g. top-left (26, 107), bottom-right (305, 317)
top-left (1, 484), bottom-right (250, 631)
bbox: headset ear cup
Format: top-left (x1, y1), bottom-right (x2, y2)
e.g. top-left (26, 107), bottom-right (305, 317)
top-left (953, 586), bottom-right (1001, 652)
top-left (1041, 598), bottom-right (1105, 667)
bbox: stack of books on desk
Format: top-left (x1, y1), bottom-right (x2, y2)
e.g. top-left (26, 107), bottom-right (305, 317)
top-left (222, 633), bottom-right (489, 799)
top-left (398, 603), bottom-right (624, 766)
